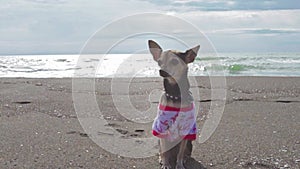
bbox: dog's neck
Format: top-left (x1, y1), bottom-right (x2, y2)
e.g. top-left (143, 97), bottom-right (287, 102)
top-left (163, 70), bottom-right (193, 104)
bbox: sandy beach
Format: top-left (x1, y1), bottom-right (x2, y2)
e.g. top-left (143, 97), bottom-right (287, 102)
top-left (0, 77), bottom-right (299, 169)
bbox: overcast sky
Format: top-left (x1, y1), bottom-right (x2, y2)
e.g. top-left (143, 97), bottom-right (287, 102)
top-left (1, 0), bottom-right (300, 55)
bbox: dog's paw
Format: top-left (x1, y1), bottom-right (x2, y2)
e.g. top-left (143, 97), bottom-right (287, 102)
top-left (175, 163), bottom-right (185, 169)
top-left (183, 155), bottom-right (190, 164)
top-left (161, 164), bottom-right (171, 169)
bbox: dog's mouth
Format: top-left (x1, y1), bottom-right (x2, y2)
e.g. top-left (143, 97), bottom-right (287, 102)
top-left (159, 69), bottom-right (171, 78)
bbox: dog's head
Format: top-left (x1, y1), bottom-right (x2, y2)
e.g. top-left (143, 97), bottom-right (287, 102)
top-left (148, 40), bottom-right (200, 84)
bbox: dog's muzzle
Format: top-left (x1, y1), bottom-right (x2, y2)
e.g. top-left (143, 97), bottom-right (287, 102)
top-left (159, 69), bottom-right (171, 77)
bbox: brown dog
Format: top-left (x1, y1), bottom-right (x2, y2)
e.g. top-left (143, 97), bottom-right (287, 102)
top-left (149, 40), bottom-right (200, 169)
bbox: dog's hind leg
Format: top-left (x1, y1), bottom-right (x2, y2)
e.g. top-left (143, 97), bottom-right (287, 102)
top-left (176, 140), bottom-right (187, 169)
top-left (184, 140), bottom-right (192, 163)
top-left (159, 139), bottom-right (172, 169)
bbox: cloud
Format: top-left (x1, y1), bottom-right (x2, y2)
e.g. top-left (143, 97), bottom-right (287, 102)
top-left (179, 10), bottom-right (300, 32)
top-left (0, 0), bottom-right (160, 54)
top-left (24, 0), bottom-right (67, 5)
top-left (139, 0), bottom-right (300, 11)
top-left (0, 0), bottom-right (299, 54)
top-left (241, 28), bottom-right (300, 35)
top-left (175, 9), bottom-right (300, 52)
top-left (210, 28), bottom-right (300, 36)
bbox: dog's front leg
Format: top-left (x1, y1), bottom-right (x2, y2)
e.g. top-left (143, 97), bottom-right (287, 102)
top-left (176, 140), bottom-right (187, 169)
top-left (160, 139), bottom-right (171, 169)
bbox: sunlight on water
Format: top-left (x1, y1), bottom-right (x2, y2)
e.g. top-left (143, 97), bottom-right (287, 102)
top-left (0, 53), bottom-right (299, 78)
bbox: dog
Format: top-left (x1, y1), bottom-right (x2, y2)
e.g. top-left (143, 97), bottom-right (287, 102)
top-left (149, 40), bottom-right (200, 169)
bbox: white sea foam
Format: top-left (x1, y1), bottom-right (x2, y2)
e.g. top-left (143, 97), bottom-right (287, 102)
top-left (0, 53), bottom-right (299, 78)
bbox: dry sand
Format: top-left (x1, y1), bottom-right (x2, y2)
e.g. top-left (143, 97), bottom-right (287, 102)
top-left (0, 77), bottom-right (299, 169)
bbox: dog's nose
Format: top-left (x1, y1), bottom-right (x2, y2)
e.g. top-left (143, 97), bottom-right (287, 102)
top-left (159, 69), bottom-right (170, 77)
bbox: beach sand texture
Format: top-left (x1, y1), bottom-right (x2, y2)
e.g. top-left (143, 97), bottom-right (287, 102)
top-left (0, 77), bottom-right (299, 169)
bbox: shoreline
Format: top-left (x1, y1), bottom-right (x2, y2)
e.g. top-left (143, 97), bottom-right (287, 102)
top-left (2, 75), bottom-right (300, 78)
top-left (0, 77), bottom-right (299, 168)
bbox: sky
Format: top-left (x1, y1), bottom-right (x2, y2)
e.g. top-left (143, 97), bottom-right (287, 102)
top-left (0, 0), bottom-right (300, 55)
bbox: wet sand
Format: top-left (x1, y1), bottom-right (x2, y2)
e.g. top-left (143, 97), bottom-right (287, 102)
top-left (0, 77), bottom-right (299, 169)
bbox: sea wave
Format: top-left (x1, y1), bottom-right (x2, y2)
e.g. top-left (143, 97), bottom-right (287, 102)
top-left (0, 53), bottom-right (300, 77)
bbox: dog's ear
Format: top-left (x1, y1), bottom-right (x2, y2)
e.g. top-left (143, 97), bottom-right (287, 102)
top-left (148, 40), bottom-right (162, 61)
top-left (185, 45), bottom-right (200, 63)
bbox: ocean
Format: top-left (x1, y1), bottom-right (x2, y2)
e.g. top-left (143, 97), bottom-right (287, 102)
top-left (0, 53), bottom-right (299, 78)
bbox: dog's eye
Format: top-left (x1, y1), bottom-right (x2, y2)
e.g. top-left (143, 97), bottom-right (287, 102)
top-left (157, 60), bottom-right (162, 66)
top-left (171, 59), bottom-right (179, 65)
